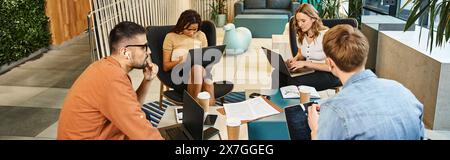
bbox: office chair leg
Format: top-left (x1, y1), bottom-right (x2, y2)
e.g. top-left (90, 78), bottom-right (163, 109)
top-left (220, 97), bottom-right (225, 105)
top-left (159, 84), bottom-right (164, 109)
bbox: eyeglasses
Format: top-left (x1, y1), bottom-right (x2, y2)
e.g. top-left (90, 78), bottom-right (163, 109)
top-left (125, 43), bottom-right (149, 53)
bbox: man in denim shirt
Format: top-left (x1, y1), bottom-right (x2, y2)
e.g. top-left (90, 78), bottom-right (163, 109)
top-left (307, 25), bottom-right (425, 140)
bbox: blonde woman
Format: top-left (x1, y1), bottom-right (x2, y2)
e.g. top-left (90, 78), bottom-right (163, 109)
top-left (276, 4), bottom-right (340, 91)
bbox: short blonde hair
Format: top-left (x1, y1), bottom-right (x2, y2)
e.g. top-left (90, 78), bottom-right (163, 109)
top-left (322, 25), bottom-right (369, 72)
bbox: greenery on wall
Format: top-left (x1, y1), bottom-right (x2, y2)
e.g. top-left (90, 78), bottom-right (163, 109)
top-left (0, 0), bottom-right (51, 66)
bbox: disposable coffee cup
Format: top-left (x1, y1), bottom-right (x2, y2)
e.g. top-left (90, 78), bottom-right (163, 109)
top-left (226, 118), bottom-right (241, 140)
top-left (197, 92), bottom-right (210, 113)
top-left (299, 88), bottom-right (311, 104)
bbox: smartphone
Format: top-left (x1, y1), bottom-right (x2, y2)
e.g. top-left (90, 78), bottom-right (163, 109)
top-left (175, 107), bottom-right (183, 123)
top-left (203, 127), bottom-right (220, 140)
top-left (249, 93), bottom-right (271, 100)
top-left (204, 114), bottom-right (218, 126)
top-left (302, 101), bottom-right (319, 115)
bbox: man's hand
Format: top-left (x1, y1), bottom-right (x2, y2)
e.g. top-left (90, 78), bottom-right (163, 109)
top-left (143, 59), bottom-right (158, 81)
top-left (308, 104), bottom-right (320, 134)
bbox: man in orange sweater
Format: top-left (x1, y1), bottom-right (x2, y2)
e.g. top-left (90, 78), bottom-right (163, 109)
top-left (57, 21), bottom-right (163, 140)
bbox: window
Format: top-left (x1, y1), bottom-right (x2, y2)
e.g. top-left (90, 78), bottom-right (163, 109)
top-left (364, 0), bottom-right (391, 15)
top-left (397, 0), bottom-right (413, 20)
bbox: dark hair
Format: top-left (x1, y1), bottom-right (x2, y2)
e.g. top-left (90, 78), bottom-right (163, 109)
top-left (109, 21), bottom-right (146, 53)
top-left (170, 10), bottom-right (202, 34)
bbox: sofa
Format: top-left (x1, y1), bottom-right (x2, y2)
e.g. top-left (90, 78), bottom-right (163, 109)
top-left (234, 0), bottom-right (300, 18)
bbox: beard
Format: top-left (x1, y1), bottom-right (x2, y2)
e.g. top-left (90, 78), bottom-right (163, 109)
top-left (134, 54), bottom-right (148, 69)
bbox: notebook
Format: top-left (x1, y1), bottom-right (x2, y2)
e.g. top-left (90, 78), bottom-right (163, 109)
top-left (222, 97), bottom-right (283, 122)
top-left (280, 85), bottom-right (320, 99)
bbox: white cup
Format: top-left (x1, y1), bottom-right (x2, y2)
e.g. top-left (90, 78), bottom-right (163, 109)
top-left (197, 92), bottom-right (211, 113)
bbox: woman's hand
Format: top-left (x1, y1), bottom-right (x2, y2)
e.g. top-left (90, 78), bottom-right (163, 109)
top-left (177, 55), bottom-right (188, 64)
top-left (286, 58), bottom-right (295, 68)
top-left (289, 61), bottom-right (309, 71)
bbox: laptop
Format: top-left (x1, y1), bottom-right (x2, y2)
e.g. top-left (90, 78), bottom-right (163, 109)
top-left (187, 45), bottom-right (226, 68)
top-left (158, 91), bottom-right (205, 140)
top-left (262, 47), bottom-right (314, 77)
top-left (284, 102), bottom-right (317, 140)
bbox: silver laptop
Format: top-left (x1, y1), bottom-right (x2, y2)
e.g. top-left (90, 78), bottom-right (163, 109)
top-left (262, 47), bottom-right (314, 77)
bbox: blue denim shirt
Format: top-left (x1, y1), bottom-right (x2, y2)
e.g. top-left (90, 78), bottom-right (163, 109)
top-left (317, 70), bottom-right (425, 140)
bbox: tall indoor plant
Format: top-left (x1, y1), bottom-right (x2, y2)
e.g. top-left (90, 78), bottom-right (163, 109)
top-left (319, 0), bottom-right (342, 19)
top-left (347, 0), bottom-right (363, 27)
top-left (402, 0), bottom-right (450, 52)
top-left (303, 0), bottom-right (342, 19)
top-left (209, 0), bottom-right (227, 27)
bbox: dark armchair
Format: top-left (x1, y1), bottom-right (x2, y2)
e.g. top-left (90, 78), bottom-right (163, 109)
top-left (234, 0), bottom-right (300, 18)
top-left (146, 20), bottom-right (234, 108)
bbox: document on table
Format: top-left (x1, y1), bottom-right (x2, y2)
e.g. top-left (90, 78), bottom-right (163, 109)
top-left (223, 97), bottom-right (281, 122)
top-left (280, 85), bottom-right (321, 99)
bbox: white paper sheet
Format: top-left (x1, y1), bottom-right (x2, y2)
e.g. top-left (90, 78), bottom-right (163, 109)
top-left (223, 97), bottom-right (280, 121)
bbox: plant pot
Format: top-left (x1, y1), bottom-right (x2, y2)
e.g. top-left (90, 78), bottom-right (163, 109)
top-left (216, 14), bottom-right (227, 27)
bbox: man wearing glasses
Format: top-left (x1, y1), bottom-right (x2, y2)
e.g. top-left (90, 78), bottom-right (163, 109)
top-left (57, 22), bottom-right (164, 140)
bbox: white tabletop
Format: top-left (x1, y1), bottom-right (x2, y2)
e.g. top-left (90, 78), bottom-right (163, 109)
top-left (158, 106), bottom-right (248, 140)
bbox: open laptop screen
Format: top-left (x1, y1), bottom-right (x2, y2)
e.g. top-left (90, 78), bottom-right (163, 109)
top-left (183, 91), bottom-right (205, 140)
top-left (188, 45), bottom-right (226, 68)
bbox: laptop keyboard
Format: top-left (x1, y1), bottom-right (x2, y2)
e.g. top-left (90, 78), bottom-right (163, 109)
top-left (166, 127), bottom-right (189, 140)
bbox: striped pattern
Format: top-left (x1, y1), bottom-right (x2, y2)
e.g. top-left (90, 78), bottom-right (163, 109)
top-left (142, 92), bottom-right (245, 127)
top-left (88, 0), bottom-right (239, 61)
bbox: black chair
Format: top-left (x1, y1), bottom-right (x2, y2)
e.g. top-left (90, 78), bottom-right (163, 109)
top-left (288, 17), bottom-right (358, 57)
top-left (146, 20), bottom-right (234, 108)
top-left (287, 17), bottom-right (356, 93)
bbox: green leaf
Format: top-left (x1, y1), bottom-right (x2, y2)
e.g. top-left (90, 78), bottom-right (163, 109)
top-left (0, 0), bottom-right (50, 65)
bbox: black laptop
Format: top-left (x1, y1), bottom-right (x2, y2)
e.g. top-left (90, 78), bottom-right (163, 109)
top-left (187, 45), bottom-right (226, 68)
top-left (158, 91), bottom-right (205, 140)
top-left (262, 47), bottom-right (314, 77)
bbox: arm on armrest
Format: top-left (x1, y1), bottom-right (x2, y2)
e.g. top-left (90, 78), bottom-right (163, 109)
top-left (234, 0), bottom-right (244, 16)
top-left (291, 2), bottom-right (300, 16)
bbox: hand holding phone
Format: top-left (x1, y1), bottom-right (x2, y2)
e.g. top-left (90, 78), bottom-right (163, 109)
top-left (303, 101), bottom-right (318, 115)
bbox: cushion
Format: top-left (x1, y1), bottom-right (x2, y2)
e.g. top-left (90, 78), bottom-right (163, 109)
top-left (242, 9), bottom-right (292, 17)
top-left (244, 0), bottom-right (267, 9)
top-left (267, 0), bottom-right (290, 9)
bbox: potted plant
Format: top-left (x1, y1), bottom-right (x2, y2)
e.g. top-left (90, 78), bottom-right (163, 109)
top-left (347, 0), bottom-right (363, 27)
top-left (402, 0), bottom-right (450, 52)
top-left (319, 0), bottom-right (342, 19)
top-left (303, 0), bottom-right (342, 19)
top-left (209, 0), bottom-right (227, 27)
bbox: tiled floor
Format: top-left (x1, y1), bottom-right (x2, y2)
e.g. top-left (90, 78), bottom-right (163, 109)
top-left (1, 30), bottom-right (449, 140)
